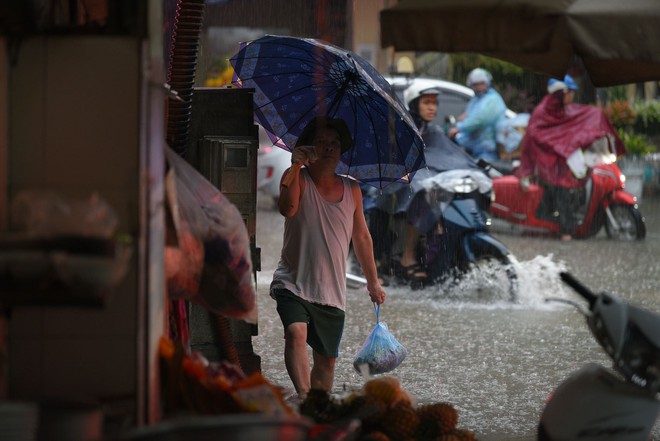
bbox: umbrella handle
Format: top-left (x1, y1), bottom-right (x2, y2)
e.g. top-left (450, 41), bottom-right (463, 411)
top-left (281, 163), bottom-right (302, 188)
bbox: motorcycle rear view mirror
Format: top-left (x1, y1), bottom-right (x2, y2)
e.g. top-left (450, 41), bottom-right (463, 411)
top-left (560, 272), bottom-right (598, 308)
top-left (544, 297), bottom-right (590, 317)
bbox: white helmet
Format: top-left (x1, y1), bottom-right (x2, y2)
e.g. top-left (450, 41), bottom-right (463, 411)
top-left (403, 83), bottom-right (442, 110)
top-left (466, 68), bottom-right (492, 87)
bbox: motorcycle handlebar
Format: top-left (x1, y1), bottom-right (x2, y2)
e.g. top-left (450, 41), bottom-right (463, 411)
top-left (476, 158), bottom-right (504, 178)
top-left (476, 158), bottom-right (490, 169)
top-left (560, 272), bottom-right (598, 307)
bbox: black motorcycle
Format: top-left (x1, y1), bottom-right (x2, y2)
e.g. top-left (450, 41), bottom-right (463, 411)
top-left (539, 272), bottom-right (660, 440)
top-left (362, 129), bottom-right (519, 301)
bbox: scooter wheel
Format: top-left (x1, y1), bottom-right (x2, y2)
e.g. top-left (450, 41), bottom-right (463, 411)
top-left (605, 204), bottom-right (646, 240)
top-left (470, 253), bottom-right (519, 302)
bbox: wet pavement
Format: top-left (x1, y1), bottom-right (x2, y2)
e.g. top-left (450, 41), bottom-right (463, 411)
top-left (254, 192), bottom-right (660, 440)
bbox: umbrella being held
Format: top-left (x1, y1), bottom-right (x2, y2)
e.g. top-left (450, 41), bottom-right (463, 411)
top-left (230, 35), bottom-right (426, 189)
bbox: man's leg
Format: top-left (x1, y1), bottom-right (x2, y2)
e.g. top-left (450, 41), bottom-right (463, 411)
top-left (310, 350), bottom-right (336, 392)
top-left (400, 224), bottom-right (421, 267)
top-left (399, 224), bottom-right (428, 284)
top-left (399, 193), bottom-right (433, 279)
top-left (284, 322), bottom-right (311, 396)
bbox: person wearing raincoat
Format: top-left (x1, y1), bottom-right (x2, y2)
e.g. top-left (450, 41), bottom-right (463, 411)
top-left (515, 78), bottom-right (625, 240)
top-left (370, 84), bottom-right (483, 287)
top-left (448, 67), bottom-right (507, 161)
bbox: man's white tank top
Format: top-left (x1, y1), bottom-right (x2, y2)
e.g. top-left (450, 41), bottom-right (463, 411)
top-left (271, 170), bottom-right (354, 310)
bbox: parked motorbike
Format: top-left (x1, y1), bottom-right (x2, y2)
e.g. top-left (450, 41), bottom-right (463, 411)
top-left (486, 142), bottom-right (646, 240)
top-left (539, 272), bottom-right (660, 440)
top-left (363, 164), bottom-right (519, 301)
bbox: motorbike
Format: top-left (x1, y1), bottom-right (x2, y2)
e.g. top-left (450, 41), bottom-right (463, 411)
top-left (485, 141), bottom-right (646, 240)
top-left (539, 272), bottom-right (660, 440)
top-left (361, 138), bottom-right (519, 301)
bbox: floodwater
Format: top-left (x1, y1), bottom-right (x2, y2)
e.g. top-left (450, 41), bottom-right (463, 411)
top-left (253, 193), bottom-right (660, 440)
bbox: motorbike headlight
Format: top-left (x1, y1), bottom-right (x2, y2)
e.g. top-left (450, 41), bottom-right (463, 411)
top-left (450, 177), bottom-right (478, 194)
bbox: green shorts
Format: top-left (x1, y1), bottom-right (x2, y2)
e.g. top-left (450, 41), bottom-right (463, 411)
top-left (272, 288), bottom-right (345, 358)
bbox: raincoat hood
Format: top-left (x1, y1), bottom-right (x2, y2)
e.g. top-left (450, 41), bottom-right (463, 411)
top-left (466, 68), bottom-right (492, 87)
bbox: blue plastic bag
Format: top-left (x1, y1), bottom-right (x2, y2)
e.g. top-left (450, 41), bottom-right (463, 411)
top-left (353, 304), bottom-right (407, 375)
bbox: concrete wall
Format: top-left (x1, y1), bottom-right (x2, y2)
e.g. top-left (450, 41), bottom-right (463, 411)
top-left (349, 0), bottom-right (396, 73)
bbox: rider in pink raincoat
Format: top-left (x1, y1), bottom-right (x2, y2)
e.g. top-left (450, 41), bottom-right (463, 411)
top-left (516, 78), bottom-right (625, 239)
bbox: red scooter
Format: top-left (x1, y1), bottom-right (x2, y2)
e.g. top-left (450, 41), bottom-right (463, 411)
top-left (484, 150), bottom-right (646, 240)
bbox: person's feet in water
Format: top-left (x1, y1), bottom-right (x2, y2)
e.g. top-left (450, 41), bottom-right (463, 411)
top-left (393, 257), bottom-right (429, 289)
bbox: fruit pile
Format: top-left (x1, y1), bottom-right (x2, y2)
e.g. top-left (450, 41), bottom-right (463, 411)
top-left (159, 337), bottom-right (293, 416)
top-left (300, 376), bottom-right (477, 441)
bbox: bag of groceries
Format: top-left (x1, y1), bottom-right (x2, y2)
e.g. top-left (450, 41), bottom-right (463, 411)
top-left (164, 162), bottom-right (206, 301)
top-left (164, 147), bottom-right (256, 324)
top-left (353, 304), bottom-right (407, 375)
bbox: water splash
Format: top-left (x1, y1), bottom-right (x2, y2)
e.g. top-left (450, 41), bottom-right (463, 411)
top-left (258, 253), bottom-right (575, 312)
top-left (383, 254), bottom-right (573, 310)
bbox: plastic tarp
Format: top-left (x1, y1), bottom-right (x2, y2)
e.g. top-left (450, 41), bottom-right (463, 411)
top-left (380, 0), bottom-right (660, 87)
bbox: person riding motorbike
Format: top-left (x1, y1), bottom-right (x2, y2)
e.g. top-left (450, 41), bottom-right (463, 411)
top-left (515, 78), bottom-right (624, 241)
top-left (397, 84), bottom-right (444, 283)
top-left (448, 68), bottom-right (507, 161)
top-left (369, 83), bottom-right (484, 286)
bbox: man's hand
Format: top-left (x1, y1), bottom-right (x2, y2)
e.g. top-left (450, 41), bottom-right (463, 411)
top-left (448, 127), bottom-right (459, 139)
top-left (367, 284), bottom-right (386, 305)
top-left (519, 176), bottom-right (531, 191)
top-left (291, 145), bottom-right (318, 166)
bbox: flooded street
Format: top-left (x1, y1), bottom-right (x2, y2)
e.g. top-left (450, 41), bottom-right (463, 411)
top-left (253, 193), bottom-right (660, 440)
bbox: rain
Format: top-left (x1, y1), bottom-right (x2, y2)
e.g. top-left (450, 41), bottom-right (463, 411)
top-left (255, 194), bottom-right (660, 439)
top-left (5, 1), bottom-right (657, 440)
top-left (191, 1), bottom-right (660, 439)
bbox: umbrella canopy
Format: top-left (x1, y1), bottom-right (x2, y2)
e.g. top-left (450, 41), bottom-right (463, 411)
top-left (380, 0), bottom-right (660, 87)
top-left (230, 35), bottom-right (426, 189)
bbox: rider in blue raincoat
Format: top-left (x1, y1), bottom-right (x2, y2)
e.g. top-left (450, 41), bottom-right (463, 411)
top-left (448, 68), bottom-right (507, 161)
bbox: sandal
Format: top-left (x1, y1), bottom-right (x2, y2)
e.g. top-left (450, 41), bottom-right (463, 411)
top-left (393, 260), bottom-right (429, 287)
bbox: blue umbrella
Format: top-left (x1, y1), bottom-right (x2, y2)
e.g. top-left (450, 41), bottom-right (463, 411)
top-left (229, 35), bottom-right (426, 189)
